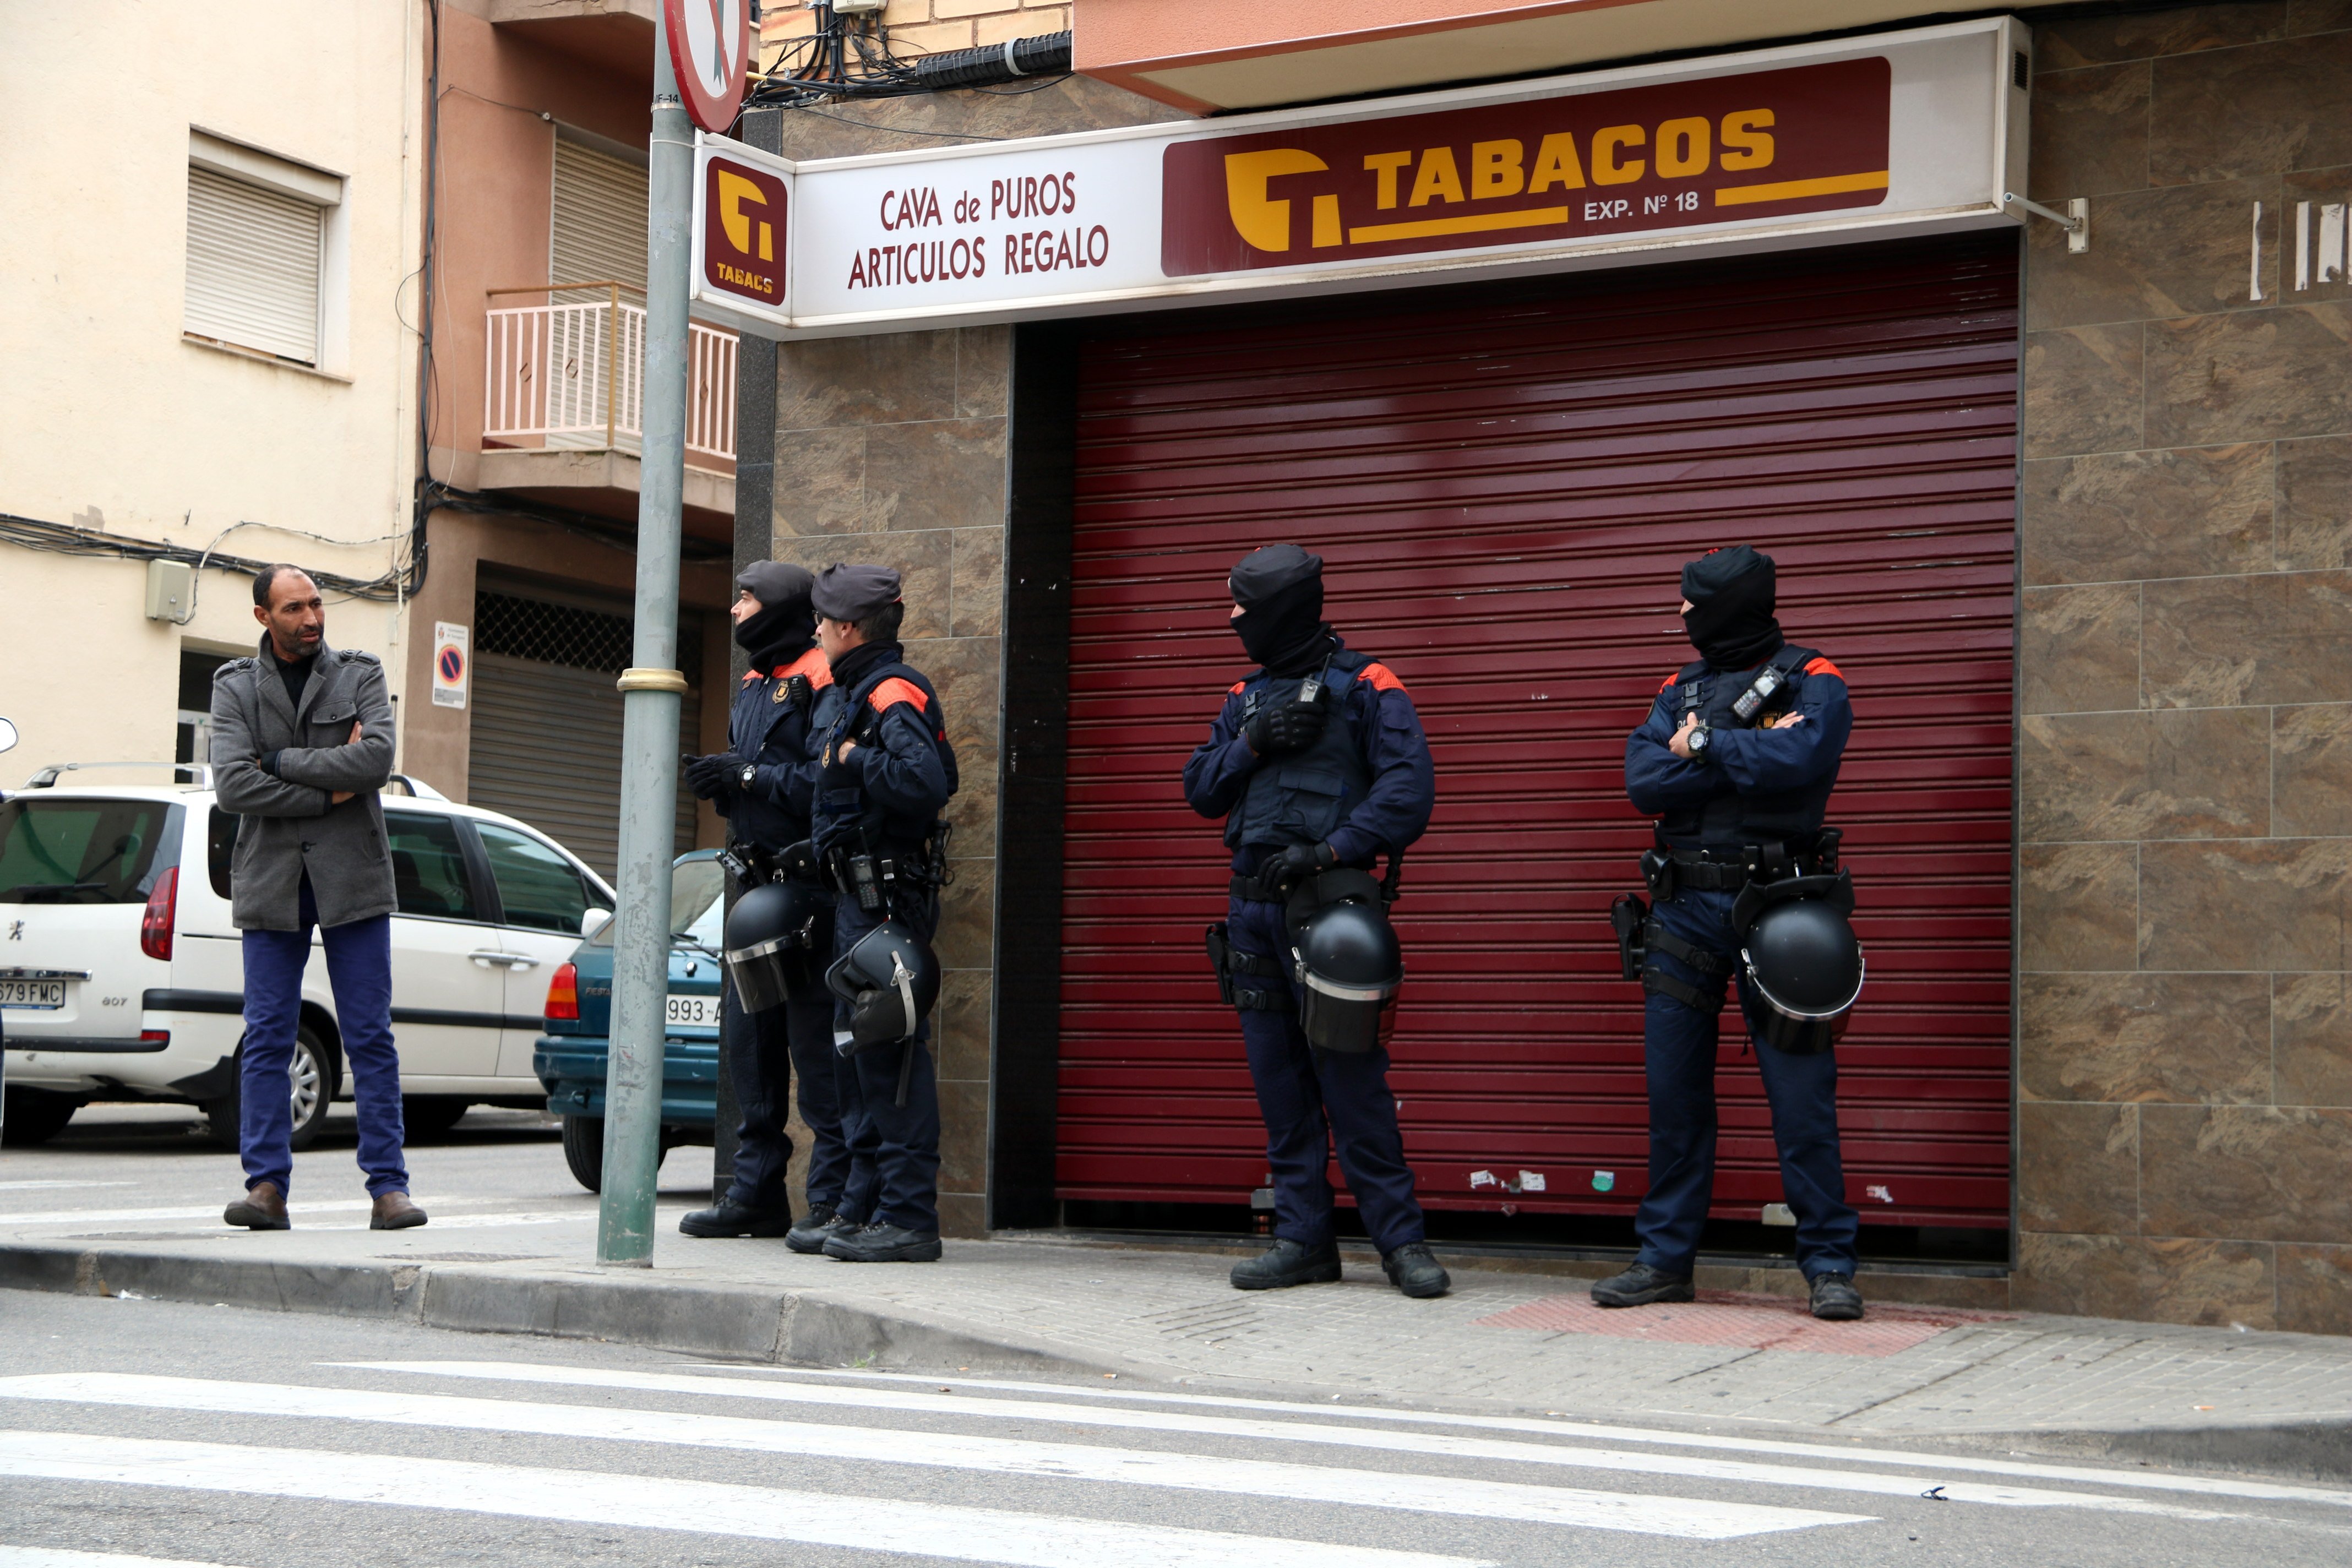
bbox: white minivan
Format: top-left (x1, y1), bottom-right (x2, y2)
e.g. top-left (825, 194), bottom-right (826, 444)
top-left (0, 765), bottom-right (613, 1148)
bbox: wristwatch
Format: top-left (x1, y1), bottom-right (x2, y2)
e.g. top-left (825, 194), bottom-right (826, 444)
top-left (1685, 723), bottom-right (1713, 761)
top-left (737, 762), bottom-right (758, 790)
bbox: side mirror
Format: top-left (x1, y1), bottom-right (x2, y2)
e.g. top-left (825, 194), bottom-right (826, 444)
top-left (579, 907), bottom-right (613, 940)
top-left (0, 718), bottom-right (16, 754)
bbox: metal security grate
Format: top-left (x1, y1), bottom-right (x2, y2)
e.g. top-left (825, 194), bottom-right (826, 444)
top-left (475, 592), bottom-right (633, 673)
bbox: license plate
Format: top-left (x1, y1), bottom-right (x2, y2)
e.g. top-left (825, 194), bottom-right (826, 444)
top-left (0, 980), bottom-right (66, 1010)
top-left (665, 992), bottom-right (720, 1029)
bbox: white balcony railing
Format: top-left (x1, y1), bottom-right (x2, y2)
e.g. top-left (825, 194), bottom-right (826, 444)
top-left (483, 284), bottom-right (737, 465)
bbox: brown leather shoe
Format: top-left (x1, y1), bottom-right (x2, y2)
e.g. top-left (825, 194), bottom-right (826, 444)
top-left (370, 1191), bottom-right (428, 1231)
top-left (224, 1183), bottom-right (290, 1231)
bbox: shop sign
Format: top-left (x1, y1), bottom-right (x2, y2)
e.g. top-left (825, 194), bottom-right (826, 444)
top-left (693, 139), bottom-right (793, 334)
top-left (690, 18), bottom-right (2023, 340)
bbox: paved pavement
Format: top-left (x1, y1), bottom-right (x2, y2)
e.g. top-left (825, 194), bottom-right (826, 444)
top-left (4, 1291), bottom-right (2351, 1568)
top-left (4, 1106), bottom-right (2350, 1477)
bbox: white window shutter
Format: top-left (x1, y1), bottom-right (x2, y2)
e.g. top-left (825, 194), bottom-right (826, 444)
top-left (551, 140), bottom-right (648, 297)
top-left (184, 166), bottom-right (323, 364)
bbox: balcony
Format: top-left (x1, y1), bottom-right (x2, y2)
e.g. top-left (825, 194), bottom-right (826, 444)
top-left (478, 284), bottom-right (738, 527)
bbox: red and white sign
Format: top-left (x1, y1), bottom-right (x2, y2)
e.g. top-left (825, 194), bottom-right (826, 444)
top-left (690, 136), bottom-right (794, 335)
top-left (666, 0), bottom-right (752, 133)
top-left (431, 622), bottom-right (470, 711)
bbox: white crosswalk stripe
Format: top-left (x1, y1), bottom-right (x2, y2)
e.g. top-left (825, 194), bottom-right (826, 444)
top-left (0, 1551), bottom-right (233, 1568)
top-left (0, 1374), bottom-right (1871, 1540)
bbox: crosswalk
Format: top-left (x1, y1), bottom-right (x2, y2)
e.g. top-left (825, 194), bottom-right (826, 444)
top-left (3, 1357), bottom-right (2346, 1566)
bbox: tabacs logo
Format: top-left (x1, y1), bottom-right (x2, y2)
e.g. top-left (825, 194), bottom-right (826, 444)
top-left (703, 156), bottom-right (788, 306)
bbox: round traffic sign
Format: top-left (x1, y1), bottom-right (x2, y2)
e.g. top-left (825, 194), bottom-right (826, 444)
top-left (666, 0), bottom-right (753, 133)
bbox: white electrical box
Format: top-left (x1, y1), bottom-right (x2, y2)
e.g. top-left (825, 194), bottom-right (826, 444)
top-left (145, 559), bottom-right (194, 623)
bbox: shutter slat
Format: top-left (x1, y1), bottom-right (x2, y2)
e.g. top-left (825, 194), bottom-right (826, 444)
top-left (552, 141), bottom-right (649, 294)
top-left (184, 168), bottom-right (320, 364)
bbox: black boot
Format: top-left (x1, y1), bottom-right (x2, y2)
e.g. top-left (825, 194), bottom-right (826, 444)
top-left (822, 1221), bottom-right (943, 1262)
top-left (1809, 1271), bottom-right (1865, 1321)
top-left (678, 1197), bottom-right (795, 1238)
top-left (1381, 1242), bottom-right (1450, 1299)
top-left (1591, 1261), bottom-right (1695, 1308)
top-left (1230, 1238), bottom-right (1342, 1291)
top-left (786, 1205), bottom-right (856, 1255)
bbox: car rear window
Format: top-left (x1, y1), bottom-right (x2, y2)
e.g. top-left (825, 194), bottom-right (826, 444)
top-left (0, 798), bottom-right (183, 905)
top-left (591, 856), bottom-right (723, 948)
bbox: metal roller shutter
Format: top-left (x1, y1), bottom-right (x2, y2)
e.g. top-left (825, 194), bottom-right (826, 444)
top-left (184, 167), bottom-right (322, 364)
top-left (552, 138), bottom-right (648, 294)
top-left (1058, 233), bottom-right (2017, 1234)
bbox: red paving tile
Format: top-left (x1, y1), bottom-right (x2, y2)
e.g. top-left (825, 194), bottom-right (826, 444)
top-left (1472, 1290), bottom-right (2015, 1358)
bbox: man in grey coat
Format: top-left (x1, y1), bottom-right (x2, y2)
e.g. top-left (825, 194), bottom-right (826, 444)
top-left (209, 564), bottom-right (424, 1231)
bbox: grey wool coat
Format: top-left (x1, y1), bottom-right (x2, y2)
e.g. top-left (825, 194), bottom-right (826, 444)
top-left (209, 636), bottom-right (399, 930)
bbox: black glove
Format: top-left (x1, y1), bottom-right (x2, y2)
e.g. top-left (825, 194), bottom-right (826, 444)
top-left (1244, 696), bottom-right (1329, 756)
top-left (682, 753), bottom-right (739, 801)
top-left (1267, 840), bottom-right (1337, 895)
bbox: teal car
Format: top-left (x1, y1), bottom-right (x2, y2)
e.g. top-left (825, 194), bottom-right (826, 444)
top-left (536, 851), bottom-right (728, 1191)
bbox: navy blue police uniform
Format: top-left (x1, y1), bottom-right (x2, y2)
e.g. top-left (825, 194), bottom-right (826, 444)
top-left (1184, 630), bottom-right (1436, 1264)
top-left (811, 600), bottom-right (957, 1244)
top-left (1621, 571), bottom-right (1862, 1287)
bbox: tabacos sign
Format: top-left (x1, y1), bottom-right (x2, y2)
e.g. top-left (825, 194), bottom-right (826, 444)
top-left (693, 140), bottom-right (793, 330)
top-left (1163, 58), bottom-right (1891, 276)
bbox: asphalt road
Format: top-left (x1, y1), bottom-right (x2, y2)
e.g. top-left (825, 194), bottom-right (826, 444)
top-left (3, 1289), bottom-right (2350, 1568)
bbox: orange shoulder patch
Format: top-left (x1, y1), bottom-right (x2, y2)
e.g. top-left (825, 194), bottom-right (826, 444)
top-left (782, 647), bottom-right (835, 688)
top-left (1230, 680), bottom-right (1246, 695)
top-left (868, 677), bottom-right (929, 715)
top-left (1356, 662), bottom-right (1407, 694)
top-left (1658, 673), bottom-right (1679, 693)
top-left (1804, 657), bottom-right (1845, 680)
top-left (742, 668), bottom-right (762, 685)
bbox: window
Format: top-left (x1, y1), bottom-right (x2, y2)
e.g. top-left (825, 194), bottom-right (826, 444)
top-left (384, 812), bottom-right (481, 921)
top-left (177, 649), bottom-right (231, 767)
top-left (184, 131), bottom-right (342, 367)
top-left (477, 822), bottom-right (601, 934)
top-left (0, 801), bottom-right (181, 905)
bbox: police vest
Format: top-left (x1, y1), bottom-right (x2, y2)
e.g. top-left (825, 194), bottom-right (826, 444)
top-left (816, 658), bottom-right (960, 852)
top-left (728, 646), bottom-right (835, 849)
top-left (1658, 643), bottom-right (1838, 854)
top-left (1225, 650), bottom-right (1376, 852)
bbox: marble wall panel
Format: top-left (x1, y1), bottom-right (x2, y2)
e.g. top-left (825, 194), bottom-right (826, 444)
top-left (2020, 841), bottom-right (2140, 971)
top-left (2020, 707), bottom-right (2271, 841)
top-left (2278, 434), bottom-right (2352, 569)
top-left (2016, 1102), bottom-right (2139, 1232)
top-left (2026, 63), bottom-right (2150, 202)
top-left (2277, 1242), bottom-right (2352, 1334)
top-left (2021, 582), bottom-right (2139, 715)
top-left (776, 331), bottom-right (957, 431)
top-left (2141, 838), bottom-right (2352, 971)
top-left (2275, 972), bottom-right (2352, 1106)
top-left (955, 326), bottom-right (1011, 420)
top-left (2021, 444), bottom-right (2274, 584)
top-left (935, 968), bottom-right (995, 1083)
top-left (952, 528), bottom-right (1007, 639)
top-left (2274, 704), bottom-right (2352, 836)
top-left (2145, 304), bottom-right (2352, 448)
top-left (2014, 1232), bottom-right (2277, 1327)
top-left (2022, 326), bottom-right (2146, 460)
top-left (2149, 30), bottom-right (2352, 186)
top-left (2026, 177), bottom-right (2279, 330)
top-left (864, 420), bottom-right (1011, 533)
top-left (2021, 972), bottom-right (2272, 1103)
top-left (2141, 1104), bottom-right (2352, 1238)
top-left (2035, 4), bottom-right (2290, 70)
top-left (2142, 570), bottom-right (2352, 708)
top-left (773, 427), bottom-right (870, 536)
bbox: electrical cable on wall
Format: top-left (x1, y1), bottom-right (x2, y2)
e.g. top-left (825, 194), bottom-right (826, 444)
top-left (748, 4), bottom-right (1071, 107)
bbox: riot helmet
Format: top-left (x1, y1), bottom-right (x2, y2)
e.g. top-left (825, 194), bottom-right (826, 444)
top-left (722, 878), bottom-right (830, 1014)
top-left (824, 921), bottom-right (940, 1053)
top-left (1285, 870), bottom-right (1403, 1053)
top-left (1739, 895), bottom-right (1864, 1053)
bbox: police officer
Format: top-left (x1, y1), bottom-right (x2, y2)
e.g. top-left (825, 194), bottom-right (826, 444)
top-left (809, 563), bottom-right (957, 1264)
top-left (678, 563), bottom-right (869, 1252)
top-left (1599, 545), bottom-right (1864, 1321)
top-left (1183, 545), bottom-right (1450, 1298)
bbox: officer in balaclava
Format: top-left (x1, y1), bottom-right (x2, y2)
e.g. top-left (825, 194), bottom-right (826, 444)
top-left (807, 562), bottom-right (957, 1264)
top-left (1602, 545), bottom-right (1864, 1321)
top-left (678, 562), bottom-right (869, 1251)
top-left (1182, 545), bottom-right (1450, 1298)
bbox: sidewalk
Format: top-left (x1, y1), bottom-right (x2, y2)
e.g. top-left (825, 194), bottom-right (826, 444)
top-left (5, 1202), bottom-right (2349, 1477)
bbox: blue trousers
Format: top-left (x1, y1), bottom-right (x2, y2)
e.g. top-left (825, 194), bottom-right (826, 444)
top-left (725, 984), bottom-right (865, 1218)
top-left (831, 892), bottom-right (939, 1233)
top-left (1228, 896), bottom-right (1425, 1255)
top-left (238, 878), bottom-right (407, 1198)
top-left (1636, 886), bottom-right (1858, 1281)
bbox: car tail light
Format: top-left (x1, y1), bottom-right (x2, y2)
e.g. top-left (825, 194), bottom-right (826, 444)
top-left (545, 961), bottom-right (579, 1021)
top-left (140, 867), bottom-right (178, 961)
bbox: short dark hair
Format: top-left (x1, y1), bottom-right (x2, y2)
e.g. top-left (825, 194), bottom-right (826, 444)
top-left (252, 562), bottom-right (311, 608)
top-left (853, 601), bottom-right (904, 646)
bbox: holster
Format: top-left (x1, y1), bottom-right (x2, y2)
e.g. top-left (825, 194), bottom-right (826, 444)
top-left (1205, 922), bottom-right (1237, 1008)
top-left (1639, 847), bottom-right (1676, 902)
top-left (1609, 894), bottom-right (1648, 982)
top-left (1204, 920), bottom-right (1293, 1013)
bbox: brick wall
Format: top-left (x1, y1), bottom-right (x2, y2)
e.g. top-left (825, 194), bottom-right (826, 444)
top-left (2016, 2), bottom-right (2352, 1332)
top-left (763, 1), bottom-right (1072, 58)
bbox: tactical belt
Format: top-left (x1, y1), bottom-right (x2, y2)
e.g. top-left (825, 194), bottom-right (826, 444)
top-left (1227, 945), bottom-right (1294, 1012)
top-left (1641, 921), bottom-right (1731, 1014)
top-left (1230, 870), bottom-right (1287, 903)
top-left (1666, 854), bottom-right (1755, 892)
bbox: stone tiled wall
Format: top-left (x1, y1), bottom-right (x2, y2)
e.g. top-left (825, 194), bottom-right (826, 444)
top-left (2018, 2), bottom-right (2352, 1332)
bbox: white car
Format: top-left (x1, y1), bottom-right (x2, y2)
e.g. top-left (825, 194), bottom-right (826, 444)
top-left (0, 765), bottom-right (614, 1149)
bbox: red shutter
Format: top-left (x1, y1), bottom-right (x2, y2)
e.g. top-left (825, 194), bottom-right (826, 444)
top-left (1059, 234), bottom-right (2016, 1232)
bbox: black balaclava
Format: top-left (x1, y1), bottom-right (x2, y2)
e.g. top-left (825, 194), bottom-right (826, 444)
top-left (1229, 544), bottom-right (1337, 677)
top-left (733, 562), bottom-right (816, 670)
top-left (1680, 544), bottom-right (1785, 671)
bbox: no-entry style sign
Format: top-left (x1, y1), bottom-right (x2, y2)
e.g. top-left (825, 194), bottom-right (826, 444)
top-left (666, 0), bottom-right (752, 133)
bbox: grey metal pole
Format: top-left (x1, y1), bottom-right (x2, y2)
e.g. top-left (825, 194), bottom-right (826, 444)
top-left (598, 7), bottom-right (694, 1266)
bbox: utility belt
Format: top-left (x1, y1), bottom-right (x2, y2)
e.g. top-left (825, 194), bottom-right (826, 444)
top-left (1611, 827), bottom-right (1847, 1022)
top-left (822, 819), bottom-right (954, 915)
top-left (718, 838), bottom-right (822, 891)
top-left (1636, 827), bottom-right (1842, 902)
top-left (1211, 852), bottom-right (1405, 1017)
top-left (1204, 924), bottom-right (1293, 1013)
